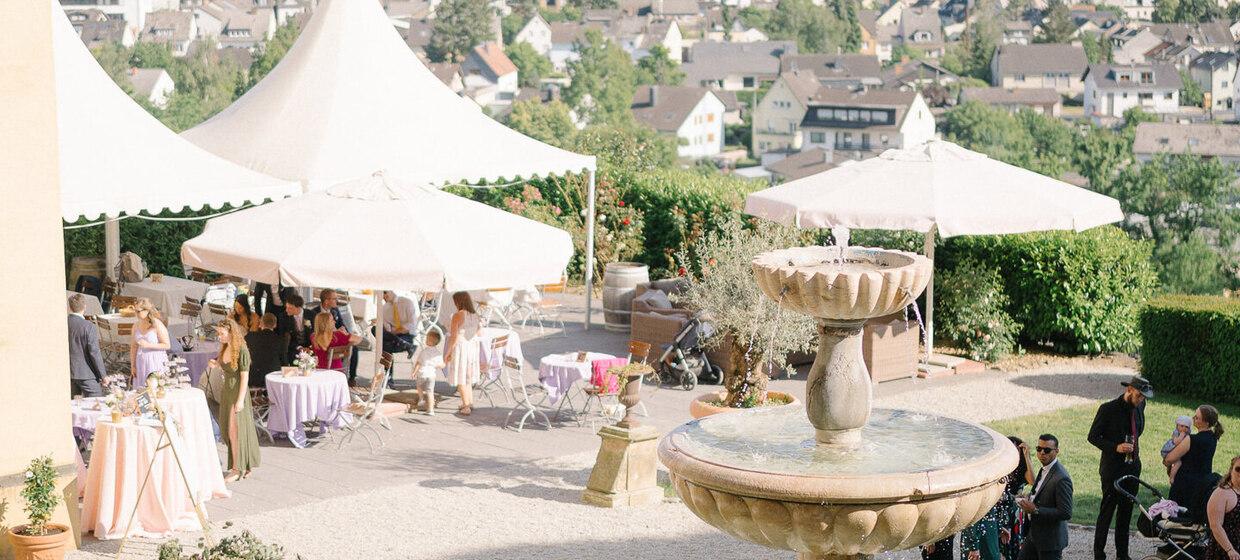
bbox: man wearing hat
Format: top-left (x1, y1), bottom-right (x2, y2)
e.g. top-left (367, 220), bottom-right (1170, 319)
top-left (1088, 375), bottom-right (1153, 560)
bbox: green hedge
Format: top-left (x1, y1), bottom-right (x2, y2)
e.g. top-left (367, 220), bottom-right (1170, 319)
top-left (942, 226), bottom-right (1159, 354)
top-left (63, 209), bottom-right (217, 282)
top-left (1140, 295), bottom-right (1240, 405)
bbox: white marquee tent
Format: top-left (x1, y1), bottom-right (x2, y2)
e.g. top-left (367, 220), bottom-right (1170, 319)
top-left (182, 0), bottom-right (603, 325)
top-left (49, 2), bottom-right (298, 275)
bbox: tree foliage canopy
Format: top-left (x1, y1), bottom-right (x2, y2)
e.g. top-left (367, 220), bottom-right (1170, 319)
top-left (427, 0), bottom-right (494, 63)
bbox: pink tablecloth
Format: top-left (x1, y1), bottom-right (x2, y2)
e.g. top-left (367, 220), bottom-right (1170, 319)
top-left (265, 370), bottom-right (349, 448)
top-left (81, 389), bottom-right (229, 540)
top-left (538, 352), bottom-right (616, 405)
top-left (478, 327), bottom-right (523, 380)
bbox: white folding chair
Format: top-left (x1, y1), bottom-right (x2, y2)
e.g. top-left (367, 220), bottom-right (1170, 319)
top-left (475, 335), bottom-right (511, 407)
top-left (515, 278), bottom-right (567, 335)
top-left (479, 288), bottom-right (516, 329)
top-left (329, 368), bottom-right (399, 453)
top-left (502, 356), bottom-right (551, 432)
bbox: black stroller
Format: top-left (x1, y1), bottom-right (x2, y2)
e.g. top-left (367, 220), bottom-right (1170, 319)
top-left (1114, 474), bottom-right (1214, 560)
top-left (650, 314), bottom-right (722, 391)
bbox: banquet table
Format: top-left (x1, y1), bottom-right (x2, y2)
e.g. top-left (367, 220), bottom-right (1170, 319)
top-left (171, 340), bottom-right (220, 387)
top-left (120, 276), bottom-right (210, 319)
top-left (80, 388), bottom-right (229, 539)
top-left (71, 397), bottom-right (110, 440)
top-left (538, 352), bottom-right (616, 406)
top-left (67, 290), bottom-right (105, 316)
top-left (477, 327), bottom-right (522, 380)
top-left (265, 370), bottom-right (349, 448)
top-left (97, 313), bottom-right (191, 340)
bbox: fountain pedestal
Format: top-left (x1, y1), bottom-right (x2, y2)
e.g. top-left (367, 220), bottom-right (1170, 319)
top-left (808, 320), bottom-right (870, 445)
top-left (582, 425), bottom-right (662, 508)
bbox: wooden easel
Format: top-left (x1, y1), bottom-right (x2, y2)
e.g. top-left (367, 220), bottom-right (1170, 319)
top-left (114, 389), bottom-right (213, 558)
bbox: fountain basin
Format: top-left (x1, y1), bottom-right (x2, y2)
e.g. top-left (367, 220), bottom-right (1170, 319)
top-left (752, 246), bottom-right (932, 320)
top-left (659, 406), bottom-right (1017, 558)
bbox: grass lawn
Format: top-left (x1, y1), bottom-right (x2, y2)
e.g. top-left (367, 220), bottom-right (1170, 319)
top-left (985, 394), bottom-right (1240, 526)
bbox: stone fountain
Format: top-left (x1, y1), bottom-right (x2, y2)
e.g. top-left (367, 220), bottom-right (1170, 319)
top-left (659, 246), bottom-right (1018, 560)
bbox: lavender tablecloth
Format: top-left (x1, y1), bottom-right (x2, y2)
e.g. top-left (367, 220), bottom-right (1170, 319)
top-left (538, 352), bottom-right (616, 405)
top-left (71, 397), bottom-right (110, 439)
top-left (265, 370), bottom-right (349, 448)
top-left (172, 340), bottom-right (220, 387)
top-left (478, 327), bottom-right (523, 380)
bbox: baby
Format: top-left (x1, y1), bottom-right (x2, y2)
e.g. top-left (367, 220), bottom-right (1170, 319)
top-left (1161, 415), bottom-right (1193, 483)
top-left (411, 331), bottom-right (445, 415)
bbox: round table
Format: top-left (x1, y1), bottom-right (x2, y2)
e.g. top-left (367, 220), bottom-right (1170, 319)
top-left (172, 340), bottom-right (220, 387)
top-left (265, 370), bottom-right (349, 448)
top-left (538, 352), bottom-right (616, 405)
top-left (477, 327), bottom-right (523, 380)
top-left (71, 397), bottom-right (110, 439)
top-left (80, 388), bottom-right (229, 539)
top-left (120, 276), bottom-right (210, 319)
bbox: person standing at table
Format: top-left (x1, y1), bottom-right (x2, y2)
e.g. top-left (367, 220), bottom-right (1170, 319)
top-left (228, 294), bottom-right (260, 333)
top-left (245, 313), bottom-right (287, 388)
top-left (130, 298), bottom-right (170, 390)
top-left (1089, 375), bottom-right (1151, 560)
top-left (67, 294), bottom-right (106, 397)
top-left (278, 293), bottom-right (310, 363)
top-left (209, 319), bottom-right (260, 481)
top-left (443, 291), bottom-right (481, 416)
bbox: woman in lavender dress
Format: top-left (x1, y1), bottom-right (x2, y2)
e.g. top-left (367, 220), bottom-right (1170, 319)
top-left (129, 298), bottom-right (170, 389)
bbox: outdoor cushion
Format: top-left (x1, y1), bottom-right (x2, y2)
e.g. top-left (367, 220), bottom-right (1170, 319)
top-left (635, 289), bottom-right (673, 310)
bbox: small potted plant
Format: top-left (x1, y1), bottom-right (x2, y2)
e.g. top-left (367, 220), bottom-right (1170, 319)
top-left (7, 455), bottom-right (72, 560)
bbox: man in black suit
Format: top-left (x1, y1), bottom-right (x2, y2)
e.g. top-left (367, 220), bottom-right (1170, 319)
top-left (67, 294), bottom-right (106, 397)
top-left (1017, 434), bottom-right (1074, 560)
top-left (245, 313), bottom-right (288, 387)
top-left (278, 293), bottom-right (311, 364)
top-left (1089, 375), bottom-right (1152, 560)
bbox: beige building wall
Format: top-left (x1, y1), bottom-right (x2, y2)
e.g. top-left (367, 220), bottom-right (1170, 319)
top-left (752, 78), bottom-right (807, 156)
top-left (0, 0), bottom-right (82, 556)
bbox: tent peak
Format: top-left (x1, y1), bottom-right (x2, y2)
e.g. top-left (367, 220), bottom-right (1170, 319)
top-left (325, 170), bottom-right (439, 201)
top-left (878, 139), bottom-right (990, 164)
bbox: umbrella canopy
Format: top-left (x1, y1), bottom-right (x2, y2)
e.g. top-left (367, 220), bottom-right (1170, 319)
top-left (744, 140), bottom-right (1123, 237)
top-left (180, 171), bottom-right (573, 292)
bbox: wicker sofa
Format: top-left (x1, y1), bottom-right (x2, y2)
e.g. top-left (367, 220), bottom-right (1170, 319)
top-left (629, 279), bottom-right (734, 372)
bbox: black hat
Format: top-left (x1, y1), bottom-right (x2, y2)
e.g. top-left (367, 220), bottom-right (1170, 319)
top-left (1122, 375), bottom-right (1154, 398)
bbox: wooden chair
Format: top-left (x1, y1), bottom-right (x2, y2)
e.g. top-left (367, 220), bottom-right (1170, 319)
top-left (180, 301), bottom-right (202, 330)
top-left (95, 319), bottom-right (131, 376)
top-left (109, 295), bottom-right (138, 313)
top-left (189, 267), bottom-right (211, 283)
top-left (475, 335), bottom-right (510, 407)
top-left (327, 346), bottom-right (351, 374)
top-left (101, 279), bottom-right (121, 309)
top-left (352, 352), bottom-right (395, 397)
top-left (207, 302), bottom-right (229, 323)
top-left (502, 356), bottom-right (551, 433)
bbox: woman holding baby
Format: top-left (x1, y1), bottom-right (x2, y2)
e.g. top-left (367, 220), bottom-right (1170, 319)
top-left (1165, 404), bottom-right (1224, 520)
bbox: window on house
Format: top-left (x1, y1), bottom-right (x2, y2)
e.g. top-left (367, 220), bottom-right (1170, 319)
top-left (881, 134), bottom-right (889, 145)
top-left (1139, 92), bottom-right (1152, 101)
top-left (1140, 71), bottom-right (1153, 84)
top-left (848, 109), bottom-right (860, 121)
top-left (743, 77), bottom-right (755, 88)
top-left (708, 133), bottom-right (715, 142)
top-left (861, 133), bottom-right (871, 148)
top-left (707, 113), bottom-right (715, 122)
top-left (843, 132), bottom-right (853, 146)
top-left (1016, 74), bottom-right (1026, 82)
top-left (1165, 92), bottom-right (1174, 100)
top-left (810, 132), bottom-right (826, 143)
top-left (788, 122), bottom-right (795, 134)
top-left (834, 109), bottom-right (848, 120)
top-left (859, 111), bottom-right (872, 122)
top-left (759, 141), bottom-right (768, 149)
top-left (1224, 81), bottom-right (1230, 88)
top-left (1123, 92), bottom-right (1128, 98)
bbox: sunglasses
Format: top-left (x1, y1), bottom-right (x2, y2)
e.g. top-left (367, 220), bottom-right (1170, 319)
top-left (1036, 447), bottom-right (1058, 453)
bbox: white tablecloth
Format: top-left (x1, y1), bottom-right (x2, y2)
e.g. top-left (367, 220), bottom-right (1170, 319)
top-left (265, 370), bottom-right (349, 448)
top-left (538, 352), bottom-right (615, 405)
top-left (68, 290), bottom-right (105, 316)
top-left (121, 276), bottom-right (210, 319)
top-left (71, 397), bottom-right (110, 438)
top-left (477, 327), bottom-right (523, 380)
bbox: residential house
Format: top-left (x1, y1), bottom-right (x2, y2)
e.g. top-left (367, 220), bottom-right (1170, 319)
top-left (1002, 21), bottom-right (1033, 45)
top-left (126, 67), bottom-right (175, 108)
top-left (752, 70), bottom-right (820, 156)
top-left (403, 19), bottom-right (433, 53)
top-left (650, 0), bottom-right (702, 25)
top-left (1097, 0), bottom-right (1155, 20)
top-left (682, 40), bottom-right (798, 90)
top-left (426, 61), bottom-right (465, 94)
top-left (893, 7), bottom-right (944, 58)
top-left (139, 10), bottom-right (196, 57)
top-left (960, 87), bottom-right (1062, 116)
top-left (195, 1), bottom-right (277, 50)
top-left (779, 53), bottom-right (884, 89)
top-left (549, 21), bottom-right (606, 71)
top-left (1072, 9), bottom-right (1122, 39)
top-left (766, 148), bottom-right (863, 181)
top-left (1190, 51), bottom-right (1237, 111)
top-left (631, 85), bottom-right (727, 158)
top-left (705, 18), bottom-right (769, 42)
top-left (607, 16), bottom-right (683, 62)
top-left (60, 0), bottom-right (176, 30)
top-left (880, 59), bottom-right (959, 91)
top-left (460, 42), bottom-right (520, 107)
top-left (858, 10), bottom-right (894, 63)
top-left (990, 43), bottom-right (1088, 97)
top-left (1113, 22), bottom-right (1234, 66)
top-left (1083, 63), bottom-right (1182, 118)
top-left (69, 9), bottom-right (136, 48)
top-left (514, 13), bottom-right (553, 56)
top-left (1132, 122), bottom-right (1240, 167)
top-left (799, 89), bottom-right (935, 154)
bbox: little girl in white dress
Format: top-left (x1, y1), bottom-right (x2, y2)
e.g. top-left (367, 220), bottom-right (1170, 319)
top-left (411, 331), bottom-right (445, 415)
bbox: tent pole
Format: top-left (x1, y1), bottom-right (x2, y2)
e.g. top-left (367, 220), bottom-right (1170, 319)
top-left (105, 217), bottom-right (120, 280)
top-left (923, 225), bottom-right (936, 365)
top-left (374, 291), bottom-right (385, 382)
top-left (584, 170), bottom-right (596, 331)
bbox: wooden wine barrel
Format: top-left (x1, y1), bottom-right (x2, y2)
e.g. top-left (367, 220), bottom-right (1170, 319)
top-left (602, 262), bottom-right (649, 332)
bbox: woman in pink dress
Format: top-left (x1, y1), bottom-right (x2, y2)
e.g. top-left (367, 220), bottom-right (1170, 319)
top-left (309, 312), bottom-right (359, 370)
top-left (129, 298), bottom-right (170, 389)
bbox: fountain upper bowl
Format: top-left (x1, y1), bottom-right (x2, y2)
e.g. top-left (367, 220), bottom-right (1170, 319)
top-left (752, 246), bottom-right (932, 320)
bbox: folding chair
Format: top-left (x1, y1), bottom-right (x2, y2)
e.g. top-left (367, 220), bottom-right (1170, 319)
top-left (474, 335), bottom-right (510, 407)
top-left (180, 301), bottom-right (202, 335)
top-left (327, 346), bottom-right (351, 374)
top-left (516, 277), bottom-right (567, 335)
top-left (101, 279), bottom-right (120, 310)
top-left (502, 356), bottom-right (551, 432)
top-left (579, 361), bottom-right (627, 429)
top-left (206, 302), bottom-right (229, 325)
top-left (95, 319), bottom-right (131, 376)
top-left (330, 368), bottom-right (402, 453)
top-left (249, 388), bottom-right (273, 443)
top-left (479, 288), bottom-right (515, 329)
top-left (353, 352), bottom-right (394, 397)
top-left (109, 295), bottom-right (138, 313)
top-left (189, 267), bottom-right (212, 283)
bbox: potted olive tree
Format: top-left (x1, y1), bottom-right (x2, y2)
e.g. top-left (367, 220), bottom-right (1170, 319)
top-left (8, 455), bottom-right (72, 560)
top-left (676, 219), bottom-right (816, 418)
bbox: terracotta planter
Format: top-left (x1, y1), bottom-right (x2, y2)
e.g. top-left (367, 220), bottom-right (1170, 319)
top-left (8, 524), bottom-right (72, 560)
top-left (689, 390), bottom-right (799, 419)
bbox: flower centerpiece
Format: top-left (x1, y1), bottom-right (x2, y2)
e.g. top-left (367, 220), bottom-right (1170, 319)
top-left (295, 348), bottom-right (316, 375)
top-left (104, 393), bottom-right (123, 423)
top-left (7, 455), bottom-right (72, 558)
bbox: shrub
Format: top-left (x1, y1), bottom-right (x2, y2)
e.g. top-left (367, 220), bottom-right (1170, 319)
top-left (937, 259), bottom-right (1022, 362)
top-left (159, 529), bottom-right (296, 560)
top-left (1139, 295), bottom-right (1240, 405)
top-left (63, 206), bottom-right (237, 279)
top-left (942, 226), bottom-right (1159, 354)
top-left (18, 455), bottom-right (60, 536)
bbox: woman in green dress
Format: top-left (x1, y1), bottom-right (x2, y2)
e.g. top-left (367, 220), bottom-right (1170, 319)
top-left (210, 318), bottom-right (261, 481)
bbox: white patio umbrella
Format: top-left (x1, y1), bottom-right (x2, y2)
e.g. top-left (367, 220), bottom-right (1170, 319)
top-left (744, 140), bottom-right (1124, 361)
top-left (181, 171), bottom-right (574, 377)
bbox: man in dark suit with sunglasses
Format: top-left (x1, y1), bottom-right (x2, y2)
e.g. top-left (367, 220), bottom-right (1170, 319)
top-left (1017, 434), bottom-right (1074, 560)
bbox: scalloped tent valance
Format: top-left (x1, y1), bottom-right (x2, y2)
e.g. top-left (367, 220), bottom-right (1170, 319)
top-left (180, 0), bottom-right (596, 191)
top-left (50, 2), bottom-right (298, 222)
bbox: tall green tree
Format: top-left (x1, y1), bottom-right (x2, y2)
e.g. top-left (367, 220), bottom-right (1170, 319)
top-left (90, 43), bottom-right (135, 94)
top-left (427, 0), bottom-right (494, 62)
top-left (1179, 70), bottom-right (1204, 107)
top-left (1153, 0), bottom-right (1223, 22)
top-left (830, 0), bottom-right (862, 52)
top-left (750, 0), bottom-right (842, 53)
top-left (1109, 153), bottom-right (1239, 251)
top-left (246, 19), bottom-right (302, 91)
top-left (635, 45), bottom-right (685, 86)
top-left (1080, 31), bottom-right (1112, 64)
top-left (563, 30), bottom-right (636, 126)
top-left (1036, 0), bottom-right (1076, 43)
top-left (506, 41), bottom-right (552, 88)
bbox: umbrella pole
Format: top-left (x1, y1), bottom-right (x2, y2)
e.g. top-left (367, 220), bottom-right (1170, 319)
top-left (583, 170), bottom-right (597, 331)
top-left (923, 225), bottom-right (936, 365)
top-left (374, 291), bottom-right (385, 382)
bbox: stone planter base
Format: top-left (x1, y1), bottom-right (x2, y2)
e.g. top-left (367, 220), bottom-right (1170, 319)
top-left (582, 425), bottom-right (662, 508)
top-left (689, 390), bottom-right (799, 419)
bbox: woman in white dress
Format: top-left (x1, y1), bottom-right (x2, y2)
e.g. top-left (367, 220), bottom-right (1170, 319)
top-left (443, 291), bottom-right (481, 416)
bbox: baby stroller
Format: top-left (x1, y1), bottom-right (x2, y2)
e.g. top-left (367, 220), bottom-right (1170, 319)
top-left (651, 314), bottom-right (722, 391)
top-left (1114, 474), bottom-right (1213, 560)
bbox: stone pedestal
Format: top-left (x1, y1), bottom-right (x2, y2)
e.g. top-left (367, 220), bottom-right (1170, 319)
top-left (807, 319), bottom-right (870, 445)
top-left (582, 425), bottom-right (662, 508)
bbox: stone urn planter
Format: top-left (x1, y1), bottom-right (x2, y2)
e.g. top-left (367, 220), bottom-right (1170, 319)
top-left (689, 390), bottom-right (800, 419)
top-left (613, 363), bottom-right (654, 428)
top-left (7, 523), bottom-right (72, 560)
